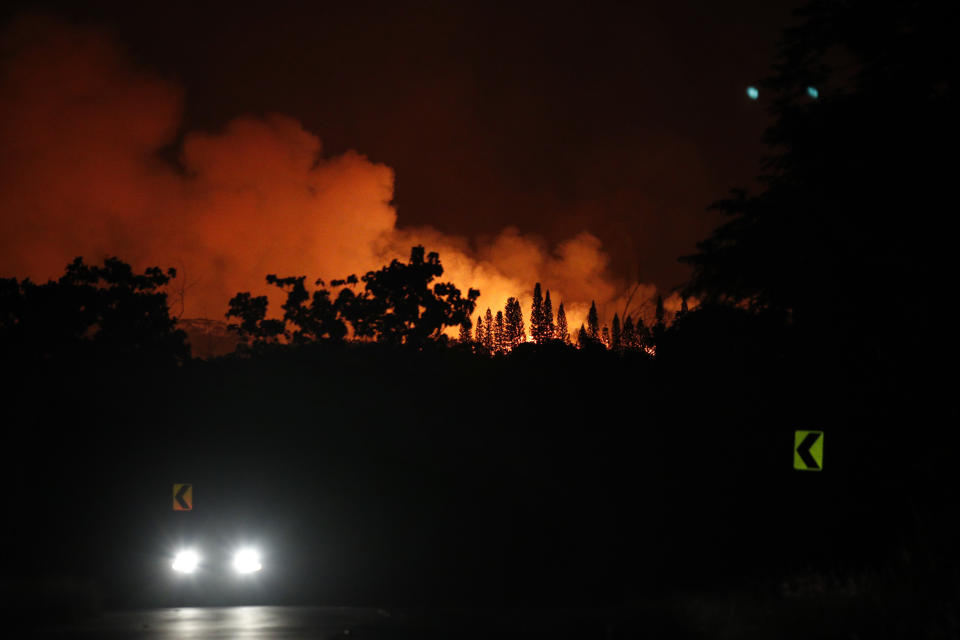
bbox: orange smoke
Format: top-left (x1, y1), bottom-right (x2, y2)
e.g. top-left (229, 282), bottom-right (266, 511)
top-left (0, 15), bottom-right (676, 335)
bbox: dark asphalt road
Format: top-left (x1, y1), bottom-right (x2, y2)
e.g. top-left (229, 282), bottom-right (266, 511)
top-left (32, 606), bottom-right (616, 639)
top-left (35, 607), bottom-right (390, 639)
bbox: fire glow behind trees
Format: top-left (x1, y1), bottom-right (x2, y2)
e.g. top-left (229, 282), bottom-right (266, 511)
top-left (0, 3), bottom-right (783, 332)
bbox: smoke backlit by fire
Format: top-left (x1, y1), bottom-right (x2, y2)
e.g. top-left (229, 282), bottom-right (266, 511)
top-left (0, 15), bottom-right (682, 336)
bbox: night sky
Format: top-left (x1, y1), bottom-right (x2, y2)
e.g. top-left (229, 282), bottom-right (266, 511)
top-left (0, 0), bottom-right (798, 319)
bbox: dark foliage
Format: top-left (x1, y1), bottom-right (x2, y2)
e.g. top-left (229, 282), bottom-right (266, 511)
top-left (555, 302), bottom-right (569, 343)
top-left (504, 296), bottom-right (526, 348)
top-left (587, 301), bottom-right (600, 339)
top-left (227, 246), bottom-right (479, 349)
top-left (0, 257), bottom-right (187, 365)
top-left (681, 0), bottom-right (959, 394)
top-left (339, 246), bottom-right (480, 346)
top-left (529, 282), bottom-right (547, 344)
top-left (458, 320), bottom-right (472, 344)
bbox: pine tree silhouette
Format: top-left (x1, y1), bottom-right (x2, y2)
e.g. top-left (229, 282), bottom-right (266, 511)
top-left (577, 323), bottom-right (589, 349)
top-left (555, 303), bottom-right (569, 343)
top-left (530, 283), bottom-right (546, 343)
top-left (475, 314), bottom-right (485, 351)
top-left (543, 290), bottom-right (555, 341)
top-left (587, 301), bottom-right (600, 339)
top-left (458, 321), bottom-right (472, 344)
top-left (483, 308), bottom-right (495, 353)
top-left (505, 297), bottom-right (526, 348)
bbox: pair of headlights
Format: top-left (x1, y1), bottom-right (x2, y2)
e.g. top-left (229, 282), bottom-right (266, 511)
top-left (172, 548), bottom-right (262, 574)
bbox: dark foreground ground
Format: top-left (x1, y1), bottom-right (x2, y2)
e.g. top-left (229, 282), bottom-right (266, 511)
top-left (5, 333), bottom-right (958, 638)
top-left (32, 606), bottom-right (397, 640)
top-left (27, 605), bottom-right (625, 639)
top-left (28, 594), bottom-right (957, 640)
top-left (26, 595), bottom-right (958, 640)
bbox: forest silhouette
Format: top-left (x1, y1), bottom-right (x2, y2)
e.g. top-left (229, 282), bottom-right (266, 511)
top-left (1, 1), bottom-right (957, 635)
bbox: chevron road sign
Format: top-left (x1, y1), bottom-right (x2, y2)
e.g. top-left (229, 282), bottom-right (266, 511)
top-left (173, 483), bottom-right (193, 510)
top-left (794, 431), bottom-right (824, 471)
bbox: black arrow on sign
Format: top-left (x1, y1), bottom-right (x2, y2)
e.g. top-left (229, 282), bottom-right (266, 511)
top-left (175, 484), bottom-right (192, 510)
top-left (796, 432), bottom-right (821, 469)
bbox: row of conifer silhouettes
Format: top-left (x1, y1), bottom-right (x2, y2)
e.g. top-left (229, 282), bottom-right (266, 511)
top-left (461, 283), bottom-right (688, 354)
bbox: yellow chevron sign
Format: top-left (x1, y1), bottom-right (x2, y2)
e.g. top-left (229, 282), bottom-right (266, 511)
top-left (794, 431), bottom-right (823, 471)
top-left (173, 483), bottom-right (193, 510)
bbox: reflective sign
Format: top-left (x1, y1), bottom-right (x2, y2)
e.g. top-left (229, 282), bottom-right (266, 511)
top-left (794, 431), bottom-right (823, 471)
top-left (173, 483), bottom-right (193, 510)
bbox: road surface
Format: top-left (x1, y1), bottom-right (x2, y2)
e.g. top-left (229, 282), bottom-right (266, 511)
top-left (30, 606), bottom-right (614, 639)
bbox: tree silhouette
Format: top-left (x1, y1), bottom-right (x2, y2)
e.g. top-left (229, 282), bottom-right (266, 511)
top-left (504, 297), bottom-right (526, 348)
top-left (494, 310), bottom-right (506, 354)
top-left (337, 246), bottom-right (480, 346)
top-left (543, 290), bottom-right (555, 341)
top-left (229, 246), bottom-right (478, 349)
top-left (483, 308), bottom-right (495, 353)
top-left (611, 313), bottom-right (622, 352)
top-left (576, 323), bottom-right (589, 349)
top-left (680, 0), bottom-right (958, 374)
top-left (1, 257), bottom-right (188, 364)
top-left (458, 321), bottom-right (472, 344)
top-left (474, 314), bottom-right (486, 353)
top-left (555, 303), bottom-right (570, 344)
top-left (654, 295), bottom-right (665, 328)
top-left (587, 301), bottom-right (600, 339)
top-left (530, 283), bottom-right (546, 344)
top-left (228, 274), bottom-right (347, 347)
top-left (227, 292), bottom-right (286, 346)
top-left (269, 275), bottom-right (347, 343)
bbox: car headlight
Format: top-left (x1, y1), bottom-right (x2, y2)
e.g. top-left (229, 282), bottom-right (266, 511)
top-left (233, 548), bottom-right (262, 574)
top-left (172, 549), bottom-right (200, 573)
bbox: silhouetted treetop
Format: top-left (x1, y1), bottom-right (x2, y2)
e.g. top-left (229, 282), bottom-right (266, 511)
top-left (458, 320), bottom-right (472, 344)
top-left (226, 292), bottom-right (285, 345)
top-left (542, 290), bottom-right (555, 341)
top-left (228, 246), bottom-right (479, 349)
top-left (340, 246), bottom-right (480, 345)
top-left (474, 313), bottom-right (486, 352)
top-left (555, 303), bottom-right (569, 344)
top-left (530, 283), bottom-right (546, 344)
top-left (505, 297), bottom-right (526, 348)
top-left (0, 257), bottom-right (187, 364)
top-left (482, 307), bottom-right (495, 353)
top-left (587, 301), bottom-right (600, 339)
top-left (681, 0), bottom-right (958, 371)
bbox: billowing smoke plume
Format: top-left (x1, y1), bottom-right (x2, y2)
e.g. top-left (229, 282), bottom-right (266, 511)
top-left (0, 15), bottom-right (680, 336)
